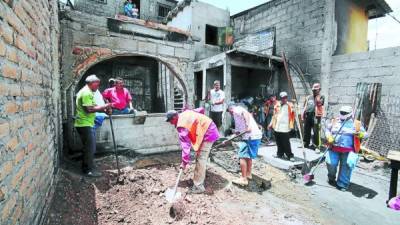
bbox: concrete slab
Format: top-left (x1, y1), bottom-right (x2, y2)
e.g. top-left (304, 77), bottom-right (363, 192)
top-left (258, 138), bottom-right (323, 170)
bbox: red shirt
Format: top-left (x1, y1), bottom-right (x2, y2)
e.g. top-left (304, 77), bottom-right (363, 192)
top-left (102, 87), bottom-right (133, 110)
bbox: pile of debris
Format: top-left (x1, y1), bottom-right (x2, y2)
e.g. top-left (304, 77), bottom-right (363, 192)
top-left (45, 163), bottom-right (260, 225)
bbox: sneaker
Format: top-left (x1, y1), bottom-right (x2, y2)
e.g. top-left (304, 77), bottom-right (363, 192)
top-left (247, 174), bottom-right (252, 180)
top-left (273, 154), bottom-right (283, 159)
top-left (232, 177), bottom-right (248, 186)
top-left (337, 186), bottom-right (347, 192)
top-left (327, 179), bottom-right (336, 187)
top-left (189, 185), bottom-right (206, 194)
top-left (86, 170), bottom-right (102, 177)
top-left (289, 157), bottom-right (295, 162)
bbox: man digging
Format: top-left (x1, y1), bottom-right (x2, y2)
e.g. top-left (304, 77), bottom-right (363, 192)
top-left (166, 109), bottom-right (219, 194)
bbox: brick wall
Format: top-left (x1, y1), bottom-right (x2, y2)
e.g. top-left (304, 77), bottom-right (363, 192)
top-left (328, 47), bottom-right (400, 117)
top-left (231, 0), bottom-right (326, 84)
top-left (0, 1), bottom-right (60, 225)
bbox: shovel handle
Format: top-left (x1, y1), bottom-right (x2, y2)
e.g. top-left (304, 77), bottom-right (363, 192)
top-left (172, 168), bottom-right (183, 196)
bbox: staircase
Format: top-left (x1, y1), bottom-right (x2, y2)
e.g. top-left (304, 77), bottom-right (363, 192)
top-left (174, 88), bottom-right (184, 111)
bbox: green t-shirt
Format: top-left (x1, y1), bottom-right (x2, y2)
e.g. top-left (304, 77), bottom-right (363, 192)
top-left (74, 86), bottom-right (96, 127)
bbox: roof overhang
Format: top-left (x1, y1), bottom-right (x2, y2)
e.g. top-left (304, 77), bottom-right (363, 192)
top-left (366, 0), bottom-right (393, 19)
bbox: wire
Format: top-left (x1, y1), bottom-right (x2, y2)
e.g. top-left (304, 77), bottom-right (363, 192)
top-left (387, 13), bottom-right (400, 25)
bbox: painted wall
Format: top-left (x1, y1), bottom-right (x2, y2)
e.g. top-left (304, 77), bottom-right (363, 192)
top-left (335, 0), bottom-right (369, 55)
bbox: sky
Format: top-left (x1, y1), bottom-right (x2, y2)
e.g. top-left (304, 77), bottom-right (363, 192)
top-left (62, 0), bottom-right (400, 49)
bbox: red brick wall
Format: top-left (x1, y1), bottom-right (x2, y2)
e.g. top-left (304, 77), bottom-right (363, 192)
top-left (0, 0), bottom-right (61, 224)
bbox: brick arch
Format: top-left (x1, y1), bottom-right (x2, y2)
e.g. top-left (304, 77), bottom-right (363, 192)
top-left (70, 47), bottom-right (189, 102)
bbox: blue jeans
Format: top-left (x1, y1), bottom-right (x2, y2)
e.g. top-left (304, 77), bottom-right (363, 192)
top-left (113, 107), bottom-right (131, 115)
top-left (265, 114), bottom-right (272, 139)
top-left (326, 151), bottom-right (359, 189)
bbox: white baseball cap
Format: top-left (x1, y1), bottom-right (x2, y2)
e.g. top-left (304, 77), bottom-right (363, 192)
top-left (85, 75), bottom-right (100, 83)
top-left (279, 91), bottom-right (288, 98)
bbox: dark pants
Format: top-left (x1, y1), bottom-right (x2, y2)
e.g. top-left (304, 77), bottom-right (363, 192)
top-left (76, 127), bottom-right (96, 172)
top-left (304, 112), bottom-right (321, 148)
top-left (274, 131), bottom-right (294, 158)
top-left (210, 111), bottom-right (223, 128)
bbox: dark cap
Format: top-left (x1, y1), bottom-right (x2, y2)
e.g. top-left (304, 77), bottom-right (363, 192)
top-left (165, 110), bottom-right (178, 122)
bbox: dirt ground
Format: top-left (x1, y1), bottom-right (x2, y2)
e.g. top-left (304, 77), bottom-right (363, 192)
top-left (44, 154), bottom-right (330, 225)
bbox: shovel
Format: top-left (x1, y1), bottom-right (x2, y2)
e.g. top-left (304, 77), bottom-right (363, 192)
top-left (165, 168), bottom-right (183, 203)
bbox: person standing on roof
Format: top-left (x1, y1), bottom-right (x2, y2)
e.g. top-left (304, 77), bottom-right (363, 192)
top-left (166, 109), bottom-right (219, 194)
top-left (227, 103), bottom-right (262, 186)
top-left (124, 0), bottom-right (139, 19)
top-left (268, 92), bottom-right (295, 162)
top-left (102, 77), bottom-right (135, 115)
top-left (207, 80), bottom-right (225, 131)
top-left (302, 83), bottom-right (325, 153)
top-left (75, 75), bottom-right (112, 177)
top-left (325, 106), bottom-right (368, 191)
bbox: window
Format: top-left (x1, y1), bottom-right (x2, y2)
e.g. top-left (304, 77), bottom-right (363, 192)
top-left (89, 0), bottom-right (107, 4)
top-left (158, 3), bottom-right (171, 18)
top-left (205, 25), bottom-right (219, 46)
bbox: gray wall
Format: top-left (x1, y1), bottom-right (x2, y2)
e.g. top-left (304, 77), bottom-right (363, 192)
top-left (328, 47), bottom-right (400, 117)
top-left (73, 0), bottom-right (177, 22)
top-left (231, 0), bottom-right (326, 84)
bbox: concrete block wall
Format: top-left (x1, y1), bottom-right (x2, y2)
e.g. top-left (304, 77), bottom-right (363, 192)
top-left (231, 0), bottom-right (326, 84)
top-left (0, 1), bottom-right (61, 225)
top-left (328, 47), bottom-right (400, 118)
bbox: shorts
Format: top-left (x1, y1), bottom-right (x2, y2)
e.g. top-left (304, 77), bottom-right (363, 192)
top-left (237, 139), bottom-right (261, 159)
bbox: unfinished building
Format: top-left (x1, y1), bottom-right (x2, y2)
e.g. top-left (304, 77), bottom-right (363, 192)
top-left (1, 0), bottom-right (400, 224)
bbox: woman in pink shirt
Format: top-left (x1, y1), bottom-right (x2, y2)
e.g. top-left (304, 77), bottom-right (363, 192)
top-left (102, 77), bottom-right (134, 115)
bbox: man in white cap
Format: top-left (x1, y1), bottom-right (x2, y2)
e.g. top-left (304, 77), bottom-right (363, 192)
top-left (75, 74), bottom-right (112, 177)
top-left (268, 92), bottom-right (295, 161)
top-left (302, 83), bottom-right (325, 153)
top-left (325, 105), bottom-right (368, 191)
top-left (166, 109), bottom-right (219, 194)
top-left (227, 103), bottom-right (262, 186)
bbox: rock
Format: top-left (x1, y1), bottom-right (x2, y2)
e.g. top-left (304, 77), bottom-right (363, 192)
top-left (118, 217), bottom-right (125, 223)
top-left (190, 216), bottom-right (198, 224)
top-left (152, 188), bottom-right (162, 195)
top-left (113, 210), bottom-right (119, 214)
top-left (128, 175), bottom-right (136, 182)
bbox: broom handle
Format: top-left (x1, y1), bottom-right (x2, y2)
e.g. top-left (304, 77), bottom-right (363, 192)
top-left (172, 168), bottom-right (183, 198)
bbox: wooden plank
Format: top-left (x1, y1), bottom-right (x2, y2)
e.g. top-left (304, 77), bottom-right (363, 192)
top-left (387, 150), bottom-right (400, 162)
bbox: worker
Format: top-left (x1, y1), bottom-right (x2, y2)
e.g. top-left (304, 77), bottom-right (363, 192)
top-left (207, 80), bottom-right (225, 130)
top-left (325, 106), bottom-right (368, 191)
top-left (124, 0), bottom-right (139, 18)
top-left (263, 95), bottom-right (277, 144)
top-left (102, 77), bottom-right (135, 115)
top-left (75, 75), bottom-right (112, 177)
top-left (227, 103), bottom-right (262, 186)
top-left (268, 92), bottom-right (295, 161)
top-left (166, 109), bottom-right (219, 194)
top-left (302, 83), bottom-right (325, 153)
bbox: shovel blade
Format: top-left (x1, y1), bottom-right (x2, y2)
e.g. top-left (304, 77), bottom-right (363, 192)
top-left (165, 188), bottom-right (182, 203)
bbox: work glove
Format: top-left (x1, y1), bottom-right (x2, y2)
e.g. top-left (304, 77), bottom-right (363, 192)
top-left (327, 135), bottom-right (334, 144)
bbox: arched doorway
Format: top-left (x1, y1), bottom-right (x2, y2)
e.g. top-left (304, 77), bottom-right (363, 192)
top-left (77, 56), bottom-right (173, 113)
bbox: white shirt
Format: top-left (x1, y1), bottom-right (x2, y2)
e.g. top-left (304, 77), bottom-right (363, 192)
top-left (210, 89), bottom-right (225, 112)
top-left (275, 104), bottom-right (290, 133)
top-left (233, 106), bottom-right (263, 140)
top-left (94, 90), bottom-right (105, 106)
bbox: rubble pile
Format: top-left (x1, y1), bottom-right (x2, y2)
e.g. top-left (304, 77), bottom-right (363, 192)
top-left (45, 165), bottom-right (253, 225)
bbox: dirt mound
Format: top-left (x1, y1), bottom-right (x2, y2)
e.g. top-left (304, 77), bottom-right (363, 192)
top-left (45, 164), bottom-right (248, 225)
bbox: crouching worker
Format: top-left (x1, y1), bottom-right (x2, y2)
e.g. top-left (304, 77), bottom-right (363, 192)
top-left (166, 109), bottom-right (219, 194)
top-left (227, 103), bottom-right (262, 186)
top-left (75, 75), bottom-right (112, 177)
top-left (325, 106), bottom-right (368, 191)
